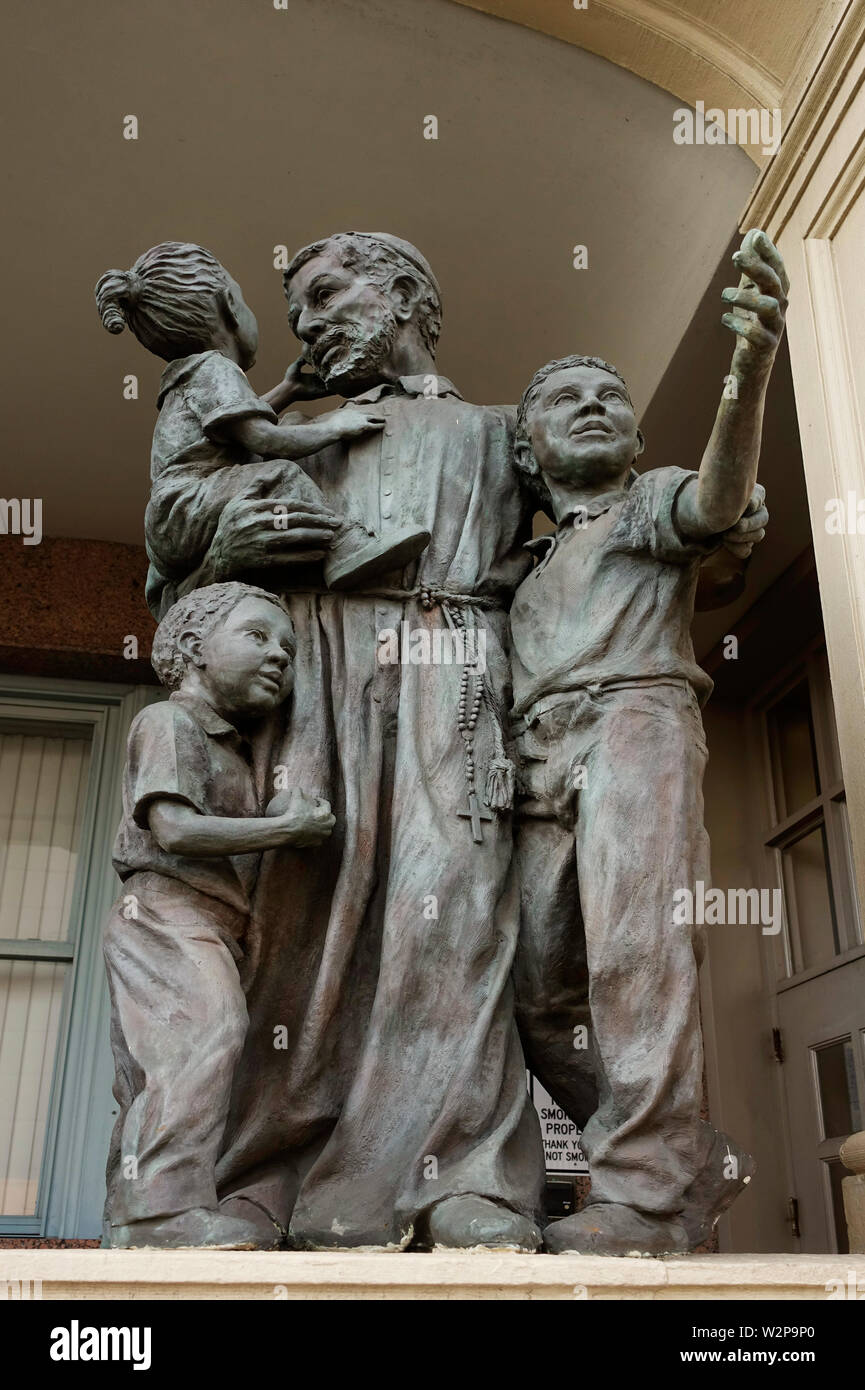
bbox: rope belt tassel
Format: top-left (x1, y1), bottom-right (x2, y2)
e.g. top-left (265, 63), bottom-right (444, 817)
top-left (440, 598), bottom-right (516, 832)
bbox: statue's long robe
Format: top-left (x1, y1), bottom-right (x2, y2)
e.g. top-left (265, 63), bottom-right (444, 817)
top-left (148, 375), bottom-right (545, 1246)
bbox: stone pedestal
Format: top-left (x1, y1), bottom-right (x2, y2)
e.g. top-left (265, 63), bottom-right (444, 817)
top-left (3, 1250), bottom-right (865, 1300)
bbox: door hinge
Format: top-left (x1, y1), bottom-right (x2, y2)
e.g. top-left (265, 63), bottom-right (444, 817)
top-left (787, 1196), bottom-right (800, 1238)
top-left (772, 1027), bottom-right (784, 1063)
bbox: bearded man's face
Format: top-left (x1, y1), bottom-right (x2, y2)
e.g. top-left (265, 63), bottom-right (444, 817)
top-left (285, 249), bottom-right (400, 393)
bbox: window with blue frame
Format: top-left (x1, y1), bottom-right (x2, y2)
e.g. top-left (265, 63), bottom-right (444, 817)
top-left (0, 678), bottom-right (158, 1238)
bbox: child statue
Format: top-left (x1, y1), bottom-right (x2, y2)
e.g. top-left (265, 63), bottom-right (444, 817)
top-left (509, 230), bottom-right (789, 1254)
top-left (95, 241), bottom-right (430, 599)
top-left (103, 581), bottom-right (334, 1248)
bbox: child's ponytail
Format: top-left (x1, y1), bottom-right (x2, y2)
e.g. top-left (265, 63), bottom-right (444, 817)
top-left (94, 243), bottom-right (227, 360)
top-left (95, 268), bottom-right (139, 335)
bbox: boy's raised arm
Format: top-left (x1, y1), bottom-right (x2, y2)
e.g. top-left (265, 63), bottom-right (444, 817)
top-left (677, 229), bottom-right (789, 539)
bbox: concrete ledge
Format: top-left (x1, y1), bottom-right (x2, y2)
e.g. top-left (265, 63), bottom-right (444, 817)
top-left (2, 1250), bottom-right (865, 1300)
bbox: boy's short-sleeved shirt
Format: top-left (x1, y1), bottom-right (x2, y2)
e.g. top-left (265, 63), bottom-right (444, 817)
top-left (151, 350), bottom-right (278, 484)
top-left (112, 690), bottom-right (263, 915)
top-left (509, 466), bottom-right (721, 721)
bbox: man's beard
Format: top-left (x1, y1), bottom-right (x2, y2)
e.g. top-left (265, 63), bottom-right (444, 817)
top-left (308, 306), bottom-right (398, 390)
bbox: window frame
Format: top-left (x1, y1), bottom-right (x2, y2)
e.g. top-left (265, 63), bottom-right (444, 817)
top-left (0, 674), bottom-right (157, 1237)
top-left (757, 642), bottom-right (863, 983)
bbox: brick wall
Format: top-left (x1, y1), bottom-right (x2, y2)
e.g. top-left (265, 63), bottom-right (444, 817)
top-left (0, 537), bottom-right (157, 684)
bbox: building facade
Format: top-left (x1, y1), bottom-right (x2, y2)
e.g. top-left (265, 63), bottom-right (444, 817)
top-left (1, 0), bottom-right (864, 1254)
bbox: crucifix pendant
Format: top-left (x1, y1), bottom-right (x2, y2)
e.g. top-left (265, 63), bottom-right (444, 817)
top-left (458, 790), bottom-right (493, 844)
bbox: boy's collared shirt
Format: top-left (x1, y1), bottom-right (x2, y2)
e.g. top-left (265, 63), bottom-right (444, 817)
top-left (152, 350), bottom-right (277, 483)
top-left (113, 689), bottom-right (262, 918)
top-left (509, 466), bottom-right (721, 723)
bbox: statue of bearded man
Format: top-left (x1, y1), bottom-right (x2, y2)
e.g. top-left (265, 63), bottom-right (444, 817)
top-left (149, 230), bottom-right (546, 1250)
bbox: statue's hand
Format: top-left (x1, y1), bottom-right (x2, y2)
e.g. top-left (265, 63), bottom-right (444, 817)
top-left (695, 484), bottom-right (769, 610)
top-left (282, 356), bottom-right (331, 403)
top-left (265, 788), bottom-right (335, 847)
top-left (308, 407), bottom-right (386, 448)
top-left (722, 482), bottom-right (768, 559)
top-left (721, 229), bottom-right (789, 373)
top-left (208, 489), bottom-right (340, 579)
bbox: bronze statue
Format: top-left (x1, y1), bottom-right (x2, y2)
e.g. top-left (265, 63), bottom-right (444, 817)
top-left (510, 230), bottom-right (789, 1254)
top-left (95, 228), bottom-right (777, 1253)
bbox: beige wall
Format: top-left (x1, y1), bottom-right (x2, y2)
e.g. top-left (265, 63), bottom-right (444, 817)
top-left (743, 1), bottom-right (865, 923)
top-left (454, 0), bottom-right (845, 167)
top-left (700, 700), bottom-right (792, 1252)
top-left (0, 0), bottom-right (754, 551)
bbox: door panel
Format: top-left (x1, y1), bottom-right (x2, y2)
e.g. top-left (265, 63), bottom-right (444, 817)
top-left (777, 956), bottom-right (865, 1252)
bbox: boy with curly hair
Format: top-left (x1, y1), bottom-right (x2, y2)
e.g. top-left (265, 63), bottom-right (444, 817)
top-left (103, 581), bottom-right (334, 1249)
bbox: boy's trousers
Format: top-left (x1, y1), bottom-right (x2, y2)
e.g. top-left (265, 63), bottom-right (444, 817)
top-left (103, 871), bottom-right (248, 1228)
top-left (514, 679), bottom-right (717, 1216)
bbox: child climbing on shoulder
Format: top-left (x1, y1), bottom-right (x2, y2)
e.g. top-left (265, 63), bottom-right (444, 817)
top-left (95, 242), bottom-right (429, 601)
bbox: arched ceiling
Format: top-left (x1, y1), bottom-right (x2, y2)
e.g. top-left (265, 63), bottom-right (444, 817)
top-left (451, 0), bottom-right (848, 166)
top-left (4, 0), bottom-right (758, 546)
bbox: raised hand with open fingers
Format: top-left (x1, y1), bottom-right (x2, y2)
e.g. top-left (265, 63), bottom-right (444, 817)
top-left (721, 228), bottom-right (789, 371)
